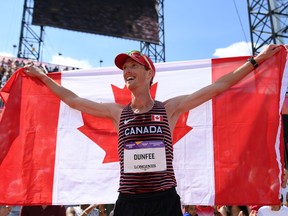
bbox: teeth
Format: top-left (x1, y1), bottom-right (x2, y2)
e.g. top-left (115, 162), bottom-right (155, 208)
top-left (127, 77), bottom-right (134, 81)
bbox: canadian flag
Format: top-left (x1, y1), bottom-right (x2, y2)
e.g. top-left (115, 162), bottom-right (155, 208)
top-left (0, 47), bottom-right (287, 205)
top-left (151, 114), bottom-right (163, 121)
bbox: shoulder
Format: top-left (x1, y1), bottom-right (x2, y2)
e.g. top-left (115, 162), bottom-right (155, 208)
top-left (163, 96), bottom-right (183, 112)
top-left (257, 206), bottom-right (269, 212)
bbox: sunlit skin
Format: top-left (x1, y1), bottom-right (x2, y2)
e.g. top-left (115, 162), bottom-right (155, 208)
top-left (123, 58), bottom-right (153, 90)
top-left (122, 58), bottom-right (155, 115)
top-left (0, 206), bottom-right (12, 216)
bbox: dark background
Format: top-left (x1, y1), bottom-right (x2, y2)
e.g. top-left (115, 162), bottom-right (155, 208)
top-left (33, 0), bottom-right (159, 44)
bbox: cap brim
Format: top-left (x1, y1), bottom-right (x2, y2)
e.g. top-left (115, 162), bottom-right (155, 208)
top-left (114, 53), bottom-right (146, 70)
top-left (114, 53), bottom-right (130, 70)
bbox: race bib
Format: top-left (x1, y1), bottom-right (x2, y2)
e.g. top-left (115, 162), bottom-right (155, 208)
top-left (124, 140), bottom-right (167, 173)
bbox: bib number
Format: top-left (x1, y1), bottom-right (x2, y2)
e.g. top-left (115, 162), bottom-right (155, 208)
top-left (124, 140), bottom-right (167, 173)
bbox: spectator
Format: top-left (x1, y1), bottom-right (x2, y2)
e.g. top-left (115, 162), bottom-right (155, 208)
top-left (1, 72), bottom-right (9, 88)
top-left (9, 206), bottom-right (21, 216)
top-left (257, 204), bottom-right (288, 216)
top-left (183, 205), bottom-right (198, 216)
top-left (218, 205), bottom-right (249, 216)
top-left (0, 205), bottom-right (12, 216)
top-left (66, 206), bottom-right (76, 216)
top-left (52, 66), bottom-right (59, 72)
top-left (68, 204), bottom-right (109, 216)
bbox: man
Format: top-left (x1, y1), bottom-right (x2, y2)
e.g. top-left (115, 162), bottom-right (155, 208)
top-left (257, 204), bottom-right (288, 216)
top-left (24, 44), bottom-right (284, 216)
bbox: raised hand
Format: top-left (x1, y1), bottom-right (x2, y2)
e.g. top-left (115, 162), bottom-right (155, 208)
top-left (23, 63), bottom-right (47, 79)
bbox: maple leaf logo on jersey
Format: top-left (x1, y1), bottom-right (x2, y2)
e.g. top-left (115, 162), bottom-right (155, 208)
top-left (77, 82), bottom-right (192, 163)
top-left (151, 115), bottom-right (163, 121)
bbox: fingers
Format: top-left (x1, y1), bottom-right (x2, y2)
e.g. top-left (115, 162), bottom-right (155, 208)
top-left (269, 44), bottom-right (287, 53)
top-left (23, 64), bottom-right (35, 73)
top-left (266, 44), bottom-right (281, 53)
top-left (262, 44), bottom-right (283, 57)
top-left (23, 61), bottom-right (35, 69)
top-left (249, 210), bottom-right (257, 216)
top-left (272, 45), bottom-right (282, 53)
top-left (23, 64), bottom-right (46, 75)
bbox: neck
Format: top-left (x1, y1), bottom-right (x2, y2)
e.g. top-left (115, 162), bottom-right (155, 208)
top-left (131, 95), bottom-right (154, 114)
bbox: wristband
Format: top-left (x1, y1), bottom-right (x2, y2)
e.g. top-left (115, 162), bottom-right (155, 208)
top-left (247, 57), bottom-right (259, 69)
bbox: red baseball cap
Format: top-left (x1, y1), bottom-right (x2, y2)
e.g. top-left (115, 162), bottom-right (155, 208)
top-left (114, 50), bottom-right (156, 77)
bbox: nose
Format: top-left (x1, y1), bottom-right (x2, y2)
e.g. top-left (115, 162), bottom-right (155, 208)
top-left (123, 67), bottom-right (133, 77)
top-left (123, 65), bottom-right (132, 73)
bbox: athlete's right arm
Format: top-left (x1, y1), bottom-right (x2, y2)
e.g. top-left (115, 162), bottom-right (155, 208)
top-left (24, 65), bottom-right (123, 123)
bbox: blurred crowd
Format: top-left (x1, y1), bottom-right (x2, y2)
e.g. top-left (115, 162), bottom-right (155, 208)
top-left (0, 204), bottom-right (114, 216)
top-left (0, 168), bottom-right (287, 216)
top-left (0, 56), bottom-right (79, 109)
top-left (181, 168), bottom-right (288, 215)
top-left (0, 169), bottom-right (287, 216)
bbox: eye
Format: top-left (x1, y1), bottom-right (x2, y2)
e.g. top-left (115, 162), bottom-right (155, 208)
top-left (131, 63), bottom-right (137, 68)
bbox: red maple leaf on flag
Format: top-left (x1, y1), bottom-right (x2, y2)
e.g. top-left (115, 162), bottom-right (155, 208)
top-left (78, 82), bottom-right (192, 163)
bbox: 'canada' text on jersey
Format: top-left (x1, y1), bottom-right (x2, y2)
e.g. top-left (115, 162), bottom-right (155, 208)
top-left (124, 125), bottom-right (163, 136)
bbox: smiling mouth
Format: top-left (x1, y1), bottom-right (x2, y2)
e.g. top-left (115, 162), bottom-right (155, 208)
top-left (126, 77), bottom-right (135, 81)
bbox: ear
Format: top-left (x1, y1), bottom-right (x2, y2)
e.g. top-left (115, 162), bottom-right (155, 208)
top-left (147, 69), bottom-right (154, 87)
top-left (147, 68), bottom-right (154, 79)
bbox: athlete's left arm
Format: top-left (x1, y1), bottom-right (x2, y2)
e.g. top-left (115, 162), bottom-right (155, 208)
top-left (164, 44), bottom-right (283, 130)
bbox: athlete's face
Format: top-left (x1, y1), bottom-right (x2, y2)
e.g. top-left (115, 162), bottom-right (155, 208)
top-left (123, 58), bottom-right (151, 90)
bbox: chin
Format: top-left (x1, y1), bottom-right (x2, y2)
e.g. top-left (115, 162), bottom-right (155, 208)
top-left (126, 83), bottom-right (135, 91)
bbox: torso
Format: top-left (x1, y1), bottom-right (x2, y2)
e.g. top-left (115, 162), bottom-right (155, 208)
top-left (117, 100), bottom-right (177, 194)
